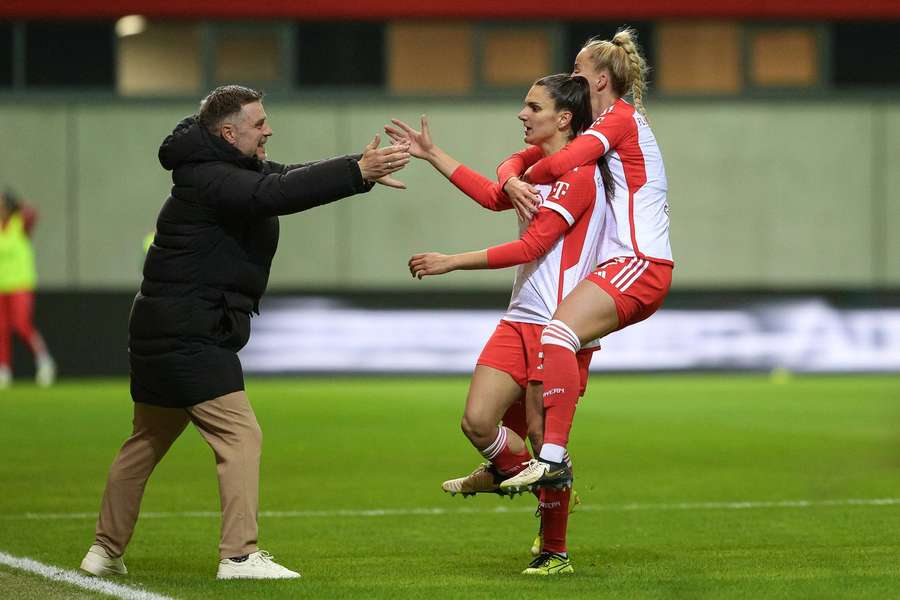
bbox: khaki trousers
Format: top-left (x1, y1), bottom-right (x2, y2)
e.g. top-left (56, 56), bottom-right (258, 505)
top-left (94, 391), bottom-right (262, 559)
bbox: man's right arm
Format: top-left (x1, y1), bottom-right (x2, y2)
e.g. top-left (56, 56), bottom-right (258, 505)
top-left (270, 154), bottom-right (362, 174)
top-left (211, 156), bottom-right (372, 219)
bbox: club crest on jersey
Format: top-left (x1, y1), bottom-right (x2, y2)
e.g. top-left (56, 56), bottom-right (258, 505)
top-left (549, 181), bottom-right (570, 200)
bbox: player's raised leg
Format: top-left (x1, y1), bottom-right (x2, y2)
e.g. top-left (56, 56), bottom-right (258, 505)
top-left (442, 365), bottom-right (531, 495)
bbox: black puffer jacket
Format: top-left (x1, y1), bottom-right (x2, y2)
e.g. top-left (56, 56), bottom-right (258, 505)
top-left (129, 115), bottom-right (372, 407)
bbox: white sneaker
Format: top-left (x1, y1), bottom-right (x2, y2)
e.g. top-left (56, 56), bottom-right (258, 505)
top-left (36, 356), bottom-right (56, 387)
top-left (216, 550), bottom-right (301, 580)
top-left (80, 544), bottom-right (127, 577)
top-left (0, 365), bottom-right (10, 389)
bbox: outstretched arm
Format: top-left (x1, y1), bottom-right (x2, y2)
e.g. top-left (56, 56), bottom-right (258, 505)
top-left (408, 209), bottom-right (569, 278)
top-left (408, 168), bottom-right (597, 278)
top-left (273, 153), bottom-right (408, 189)
top-left (212, 136), bottom-right (409, 219)
top-left (386, 116), bottom-right (511, 211)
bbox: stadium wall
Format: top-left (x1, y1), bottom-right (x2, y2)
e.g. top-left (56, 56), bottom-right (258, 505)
top-left (1, 98), bottom-right (898, 290)
top-left (10, 289), bottom-right (900, 377)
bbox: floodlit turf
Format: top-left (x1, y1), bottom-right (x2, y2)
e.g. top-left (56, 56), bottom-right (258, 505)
top-left (1, 375), bottom-right (900, 599)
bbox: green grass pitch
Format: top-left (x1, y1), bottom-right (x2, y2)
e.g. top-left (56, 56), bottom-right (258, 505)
top-left (1, 375), bottom-right (900, 599)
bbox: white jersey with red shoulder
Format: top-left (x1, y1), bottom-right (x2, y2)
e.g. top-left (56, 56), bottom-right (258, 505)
top-left (504, 163), bottom-right (605, 330)
top-left (584, 98), bottom-right (672, 265)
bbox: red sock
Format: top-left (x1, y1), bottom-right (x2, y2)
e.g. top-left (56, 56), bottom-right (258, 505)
top-left (540, 486), bottom-right (571, 554)
top-left (483, 426), bottom-right (531, 475)
top-left (541, 343), bottom-right (580, 449)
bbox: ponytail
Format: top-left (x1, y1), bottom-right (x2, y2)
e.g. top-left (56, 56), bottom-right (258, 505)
top-left (611, 28), bottom-right (649, 117)
top-left (583, 27), bottom-right (650, 117)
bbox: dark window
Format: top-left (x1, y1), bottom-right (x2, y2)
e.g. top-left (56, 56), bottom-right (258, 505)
top-left (832, 22), bottom-right (900, 87)
top-left (0, 22), bottom-right (12, 87)
top-left (296, 22), bottom-right (384, 87)
top-left (563, 21), bottom-right (655, 76)
top-left (25, 20), bottom-right (114, 87)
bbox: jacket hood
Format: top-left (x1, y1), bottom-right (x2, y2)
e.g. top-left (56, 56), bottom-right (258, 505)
top-left (158, 115), bottom-right (261, 171)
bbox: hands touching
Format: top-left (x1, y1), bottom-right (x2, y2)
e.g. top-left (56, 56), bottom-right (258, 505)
top-left (357, 134), bottom-right (411, 184)
top-left (385, 115), bottom-right (435, 160)
top-left (386, 114), bottom-right (541, 220)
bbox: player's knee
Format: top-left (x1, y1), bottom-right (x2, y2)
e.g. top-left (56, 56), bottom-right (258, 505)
top-left (460, 413), bottom-right (491, 445)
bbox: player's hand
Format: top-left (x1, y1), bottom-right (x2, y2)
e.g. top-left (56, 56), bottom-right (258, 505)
top-left (408, 252), bottom-right (455, 279)
top-left (376, 175), bottom-right (406, 189)
top-left (358, 134), bottom-right (411, 182)
top-left (503, 176), bottom-right (541, 222)
top-left (385, 115), bottom-right (434, 160)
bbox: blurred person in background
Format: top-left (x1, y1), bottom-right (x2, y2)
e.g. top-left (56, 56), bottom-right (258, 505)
top-left (80, 85), bottom-right (409, 581)
top-left (496, 28), bottom-right (673, 567)
top-left (0, 187), bottom-right (56, 389)
top-left (390, 73), bottom-right (612, 576)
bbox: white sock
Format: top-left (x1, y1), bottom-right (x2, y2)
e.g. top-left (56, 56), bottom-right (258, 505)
top-left (539, 443), bottom-right (566, 463)
top-left (481, 427), bottom-right (507, 461)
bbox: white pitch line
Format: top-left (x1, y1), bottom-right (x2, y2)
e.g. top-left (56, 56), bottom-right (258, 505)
top-left (2, 497), bottom-right (899, 521)
top-left (0, 550), bottom-right (176, 600)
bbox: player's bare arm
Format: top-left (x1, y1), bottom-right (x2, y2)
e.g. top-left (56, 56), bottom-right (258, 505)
top-left (408, 250), bottom-right (488, 279)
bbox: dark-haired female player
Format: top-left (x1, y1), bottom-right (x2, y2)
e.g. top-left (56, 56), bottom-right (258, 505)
top-left (497, 29), bottom-right (674, 571)
top-left (389, 73), bottom-right (611, 575)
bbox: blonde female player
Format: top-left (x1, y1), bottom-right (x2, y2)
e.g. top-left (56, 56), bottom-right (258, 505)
top-left (495, 29), bottom-right (674, 572)
top-left (388, 73), bottom-right (611, 576)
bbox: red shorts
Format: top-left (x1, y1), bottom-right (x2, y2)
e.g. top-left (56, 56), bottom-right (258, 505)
top-left (587, 256), bottom-right (672, 330)
top-left (477, 320), bottom-right (595, 396)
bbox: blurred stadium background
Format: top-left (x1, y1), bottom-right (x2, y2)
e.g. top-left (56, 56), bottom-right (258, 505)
top-left (0, 1), bottom-right (899, 378)
top-left (2, 2), bottom-right (900, 598)
top-left (2, 2), bottom-right (900, 379)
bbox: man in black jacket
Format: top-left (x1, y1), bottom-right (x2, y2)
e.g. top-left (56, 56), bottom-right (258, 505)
top-left (80, 85), bottom-right (409, 580)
